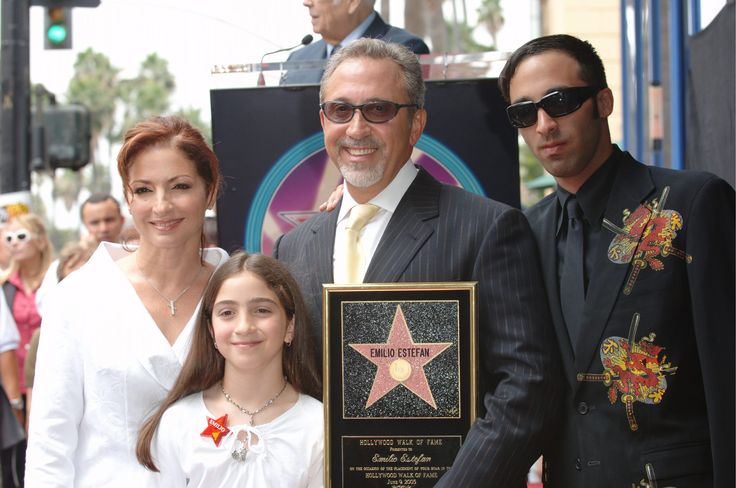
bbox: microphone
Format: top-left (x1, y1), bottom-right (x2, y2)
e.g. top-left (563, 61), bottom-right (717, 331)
top-left (260, 35), bottom-right (313, 65)
top-left (258, 35), bottom-right (313, 86)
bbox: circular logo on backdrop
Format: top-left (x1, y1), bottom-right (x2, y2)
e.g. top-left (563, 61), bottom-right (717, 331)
top-left (245, 133), bottom-right (485, 255)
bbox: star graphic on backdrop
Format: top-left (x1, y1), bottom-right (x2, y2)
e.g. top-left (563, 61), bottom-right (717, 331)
top-left (200, 414), bottom-right (230, 447)
top-left (278, 210), bottom-right (319, 226)
top-left (349, 305), bottom-right (453, 409)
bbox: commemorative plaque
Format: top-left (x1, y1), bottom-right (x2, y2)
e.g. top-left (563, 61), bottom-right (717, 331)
top-left (323, 283), bottom-right (478, 488)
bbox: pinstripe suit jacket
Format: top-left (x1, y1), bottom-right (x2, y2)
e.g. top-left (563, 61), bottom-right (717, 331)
top-left (274, 167), bottom-right (561, 486)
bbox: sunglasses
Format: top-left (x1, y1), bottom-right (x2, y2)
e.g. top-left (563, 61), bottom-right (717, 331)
top-left (506, 86), bottom-right (602, 129)
top-left (3, 229), bottom-right (35, 244)
top-left (321, 100), bottom-right (419, 124)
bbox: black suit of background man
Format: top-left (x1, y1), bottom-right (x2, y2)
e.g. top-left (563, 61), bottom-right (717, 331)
top-left (282, 1), bottom-right (428, 85)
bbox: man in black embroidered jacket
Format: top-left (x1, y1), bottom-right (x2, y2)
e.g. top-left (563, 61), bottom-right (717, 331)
top-left (498, 34), bottom-right (734, 487)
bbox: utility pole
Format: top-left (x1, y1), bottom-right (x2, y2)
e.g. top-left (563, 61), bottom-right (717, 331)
top-left (0, 0), bottom-right (31, 194)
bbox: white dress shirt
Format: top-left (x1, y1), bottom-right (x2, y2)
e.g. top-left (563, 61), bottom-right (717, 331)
top-left (333, 161), bottom-right (418, 283)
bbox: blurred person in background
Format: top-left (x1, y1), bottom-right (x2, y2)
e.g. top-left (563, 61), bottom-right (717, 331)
top-left (79, 193), bottom-right (125, 244)
top-left (0, 290), bottom-right (23, 488)
top-left (0, 221), bottom-right (10, 273)
top-left (26, 115), bottom-right (229, 487)
top-left (35, 194), bottom-right (125, 315)
top-left (0, 213), bottom-right (53, 487)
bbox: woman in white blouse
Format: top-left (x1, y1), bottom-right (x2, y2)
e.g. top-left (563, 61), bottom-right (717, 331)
top-left (25, 116), bottom-right (229, 487)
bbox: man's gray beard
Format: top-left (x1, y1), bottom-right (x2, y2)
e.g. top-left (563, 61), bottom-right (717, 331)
top-left (339, 161), bottom-right (385, 188)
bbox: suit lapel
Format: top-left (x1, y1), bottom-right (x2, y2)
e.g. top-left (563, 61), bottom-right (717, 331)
top-left (308, 203), bottom-right (340, 285)
top-left (573, 154), bottom-right (656, 376)
top-left (363, 12), bottom-right (390, 39)
top-left (364, 168), bottom-right (438, 283)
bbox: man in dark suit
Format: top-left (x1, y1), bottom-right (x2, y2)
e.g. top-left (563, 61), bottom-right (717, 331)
top-left (281, 0), bottom-right (429, 85)
top-left (499, 34), bottom-right (735, 487)
top-left (274, 38), bottom-right (559, 486)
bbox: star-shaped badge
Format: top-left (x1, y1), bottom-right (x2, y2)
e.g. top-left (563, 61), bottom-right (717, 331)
top-left (349, 305), bottom-right (452, 409)
top-left (200, 414), bottom-right (230, 447)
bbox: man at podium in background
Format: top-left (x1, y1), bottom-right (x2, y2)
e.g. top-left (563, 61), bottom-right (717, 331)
top-left (281, 0), bottom-right (429, 85)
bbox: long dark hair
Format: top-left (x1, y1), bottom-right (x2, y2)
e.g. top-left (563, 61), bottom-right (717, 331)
top-left (136, 252), bottom-right (321, 471)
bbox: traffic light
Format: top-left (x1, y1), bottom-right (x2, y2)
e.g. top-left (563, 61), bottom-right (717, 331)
top-left (44, 7), bottom-right (72, 49)
top-left (43, 105), bottom-right (91, 171)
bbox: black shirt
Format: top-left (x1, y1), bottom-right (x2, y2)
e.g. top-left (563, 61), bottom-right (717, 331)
top-left (555, 145), bottom-right (622, 294)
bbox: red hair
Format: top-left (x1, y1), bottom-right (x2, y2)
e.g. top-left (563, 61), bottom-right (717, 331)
top-left (117, 116), bottom-right (221, 204)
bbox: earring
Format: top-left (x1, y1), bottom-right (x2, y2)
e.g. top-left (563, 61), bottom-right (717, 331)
top-left (285, 339), bottom-right (292, 347)
top-left (214, 342), bottom-right (219, 350)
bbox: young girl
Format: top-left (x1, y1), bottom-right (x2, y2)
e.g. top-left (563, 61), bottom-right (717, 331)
top-left (137, 252), bottom-right (323, 487)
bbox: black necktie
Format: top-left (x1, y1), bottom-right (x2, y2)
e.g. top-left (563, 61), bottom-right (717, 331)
top-left (560, 197), bottom-right (585, 345)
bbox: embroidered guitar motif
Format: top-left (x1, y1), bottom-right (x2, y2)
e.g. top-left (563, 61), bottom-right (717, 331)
top-left (577, 313), bottom-right (678, 431)
top-left (603, 186), bottom-right (692, 295)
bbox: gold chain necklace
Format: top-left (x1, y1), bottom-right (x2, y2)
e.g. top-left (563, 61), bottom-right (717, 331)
top-left (136, 261), bottom-right (204, 316)
top-left (221, 378), bottom-right (288, 426)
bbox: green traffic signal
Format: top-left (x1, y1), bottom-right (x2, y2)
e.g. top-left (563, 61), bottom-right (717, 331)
top-left (47, 25), bottom-right (68, 45)
top-left (44, 7), bottom-right (72, 50)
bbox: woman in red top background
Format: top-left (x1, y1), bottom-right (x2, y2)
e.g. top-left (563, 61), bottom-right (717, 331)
top-left (1, 213), bottom-right (53, 424)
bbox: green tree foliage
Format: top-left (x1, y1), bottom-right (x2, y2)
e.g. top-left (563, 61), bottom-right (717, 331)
top-left (118, 53), bottom-right (176, 135)
top-left (64, 49), bottom-right (121, 198)
top-left (477, 0), bottom-right (504, 48)
top-left (67, 48), bottom-right (120, 141)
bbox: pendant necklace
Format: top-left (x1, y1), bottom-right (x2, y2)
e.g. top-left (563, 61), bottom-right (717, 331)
top-left (221, 378), bottom-right (288, 426)
top-left (137, 260), bottom-right (204, 316)
top-left (222, 379), bottom-right (288, 462)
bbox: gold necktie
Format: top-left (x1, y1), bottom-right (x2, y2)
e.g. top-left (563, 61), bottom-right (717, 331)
top-left (343, 203), bottom-right (380, 284)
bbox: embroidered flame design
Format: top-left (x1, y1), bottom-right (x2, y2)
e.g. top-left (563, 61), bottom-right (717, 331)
top-left (606, 187), bottom-right (692, 295)
top-left (578, 313), bottom-right (678, 431)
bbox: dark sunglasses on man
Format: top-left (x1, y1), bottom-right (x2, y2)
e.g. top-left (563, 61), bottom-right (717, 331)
top-left (506, 86), bottom-right (602, 129)
top-left (321, 100), bottom-right (419, 124)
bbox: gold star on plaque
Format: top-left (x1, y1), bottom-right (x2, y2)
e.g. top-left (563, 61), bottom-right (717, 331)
top-left (349, 305), bottom-right (452, 409)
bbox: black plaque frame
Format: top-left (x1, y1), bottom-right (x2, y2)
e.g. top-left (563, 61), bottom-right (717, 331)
top-left (323, 283), bottom-right (477, 488)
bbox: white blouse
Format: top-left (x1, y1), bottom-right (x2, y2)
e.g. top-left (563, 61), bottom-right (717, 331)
top-left (25, 242), bottom-right (229, 487)
top-left (151, 392), bottom-right (324, 488)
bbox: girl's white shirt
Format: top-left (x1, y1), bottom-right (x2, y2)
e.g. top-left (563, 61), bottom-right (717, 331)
top-left (151, 392), bottom-right (324, 488)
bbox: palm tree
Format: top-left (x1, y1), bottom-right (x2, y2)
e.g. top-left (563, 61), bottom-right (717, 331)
top-left (478, 0), bottom-right (505, 48)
